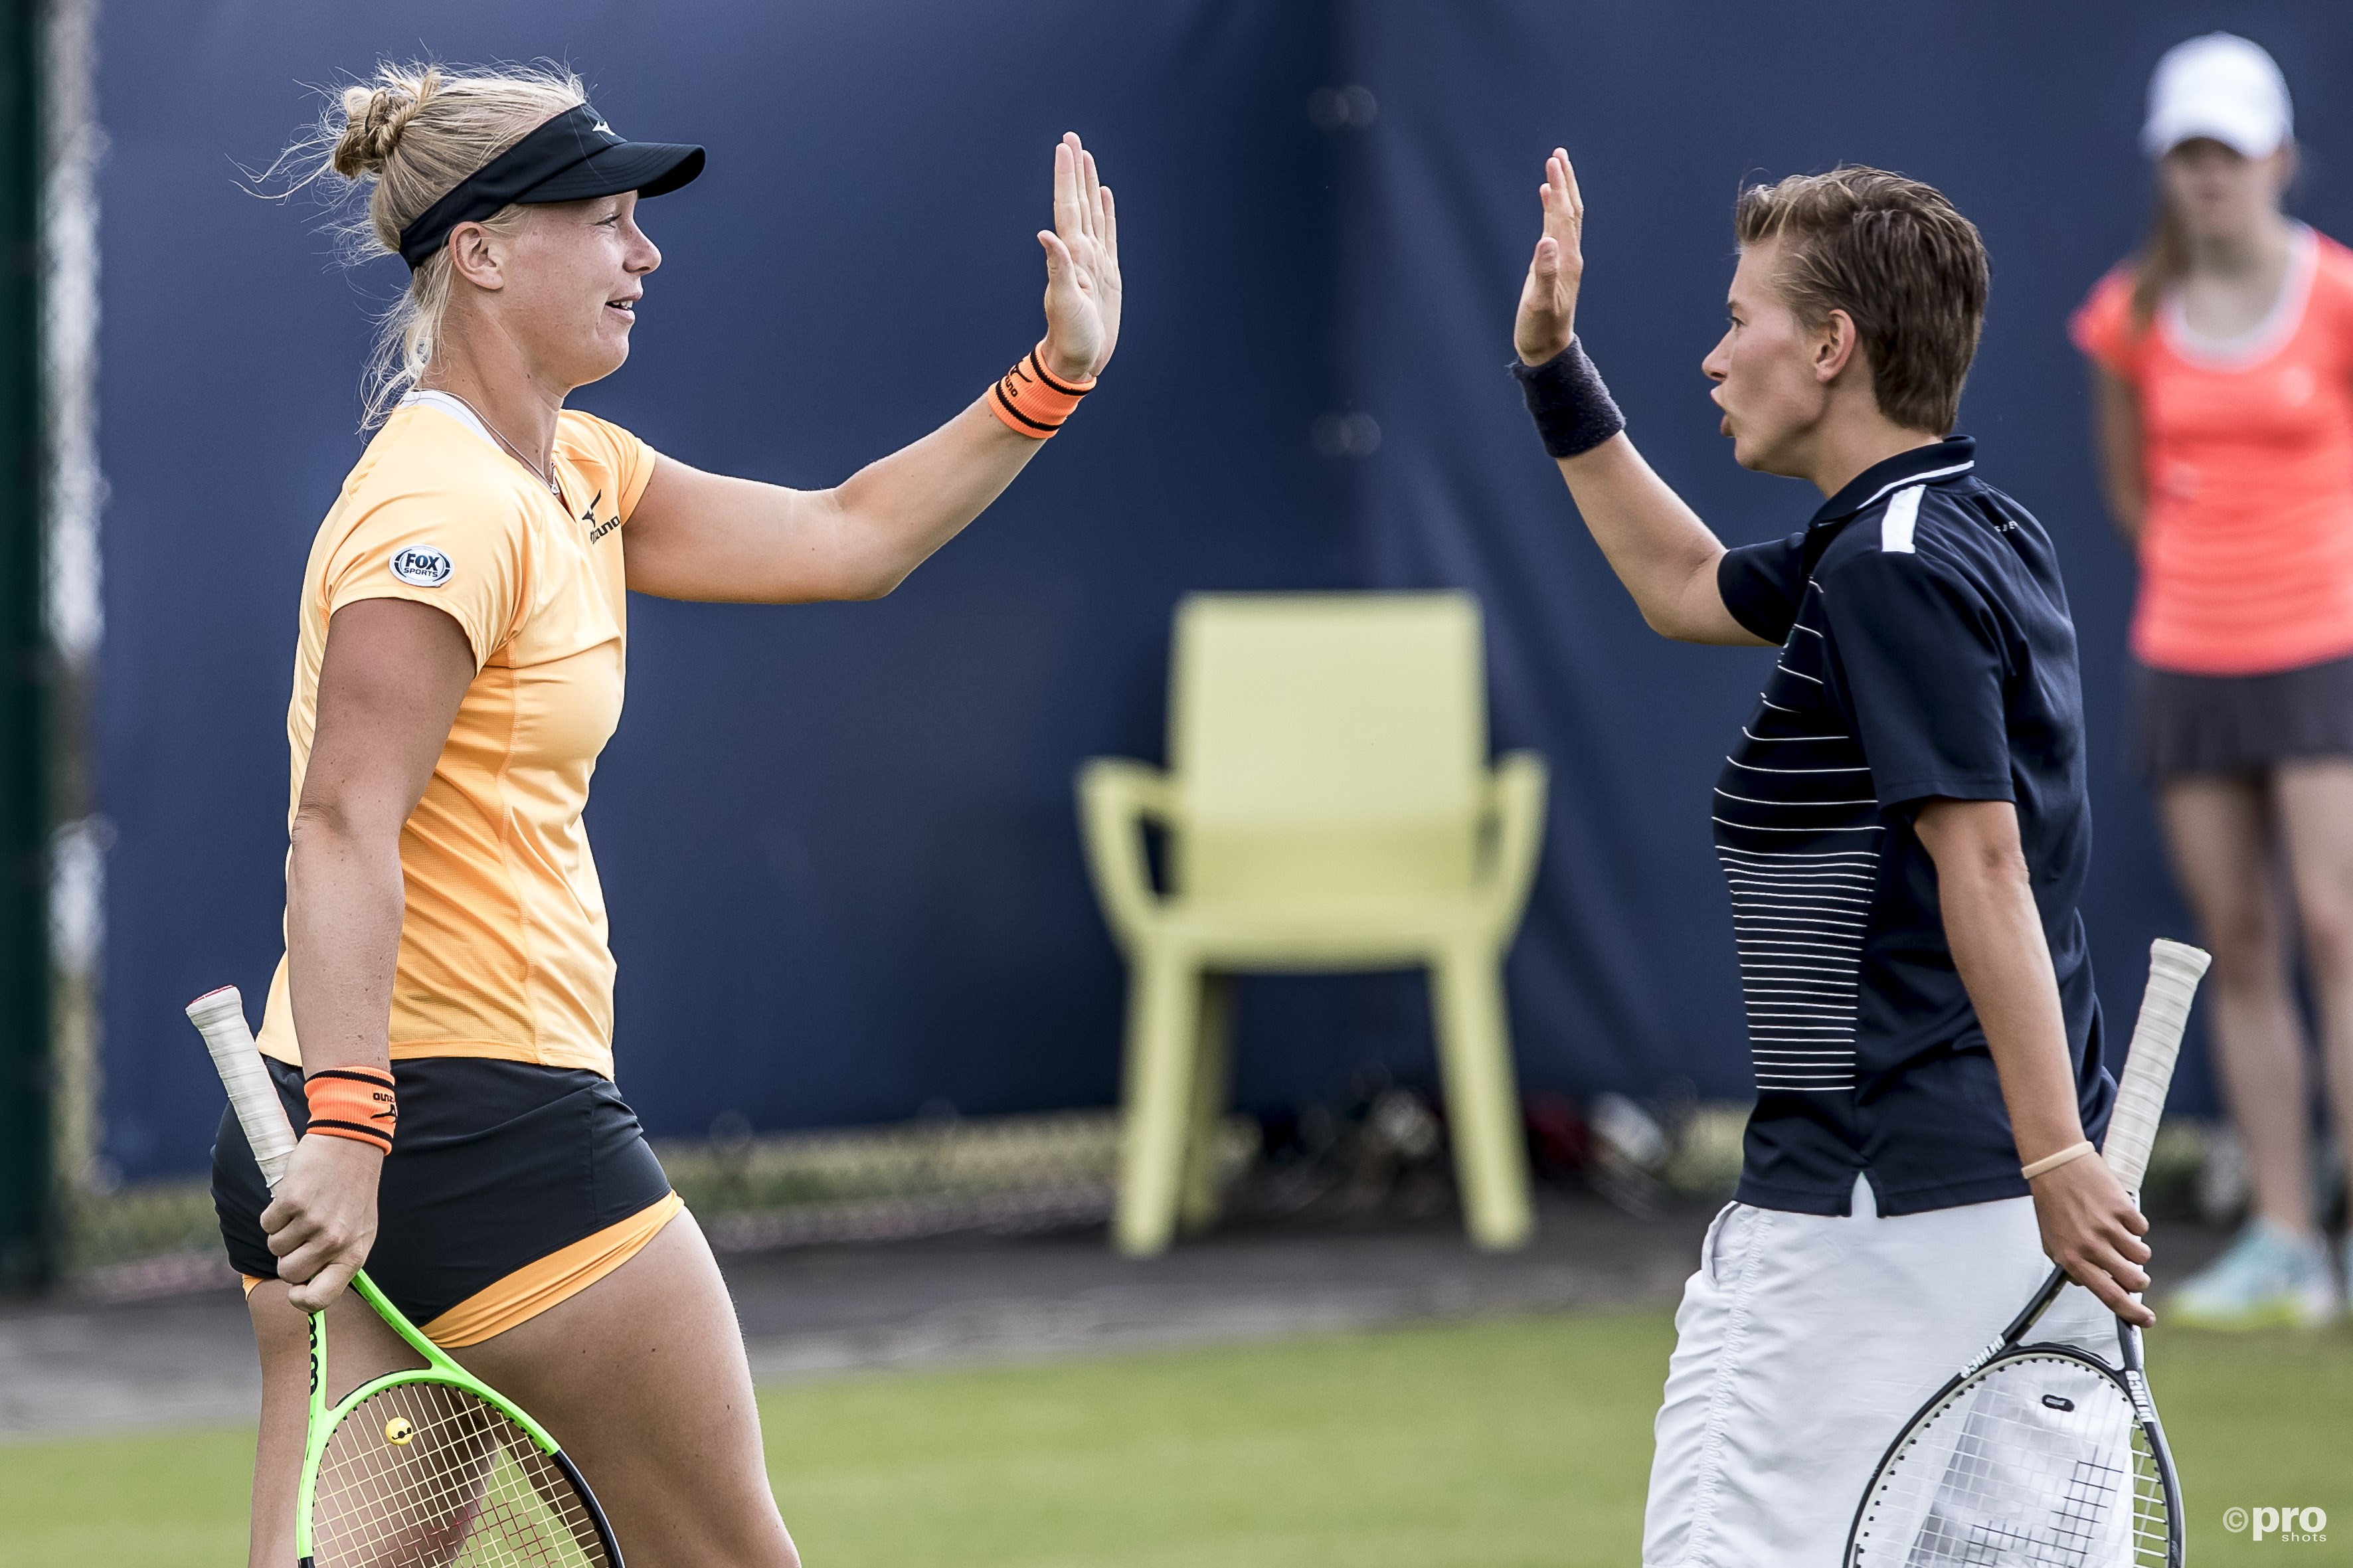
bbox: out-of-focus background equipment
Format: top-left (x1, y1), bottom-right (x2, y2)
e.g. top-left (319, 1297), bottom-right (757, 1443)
top-left (1080, 592), bottom-right (1545, 1254)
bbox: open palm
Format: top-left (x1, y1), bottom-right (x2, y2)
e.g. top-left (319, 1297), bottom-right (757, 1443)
top-left (1514, 147), bottom-right (1585, 365)
top-left (1039, 132), bottom-right (1122, 383)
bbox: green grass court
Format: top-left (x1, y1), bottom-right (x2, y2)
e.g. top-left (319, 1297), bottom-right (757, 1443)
top-left (7, 1309), bottom-right (2347, 1566)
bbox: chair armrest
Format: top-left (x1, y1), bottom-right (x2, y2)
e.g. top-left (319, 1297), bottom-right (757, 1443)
top-left (1481, 750), bottom-right (1549, 934)
top-left (1076, 758), bottom-right (1179, 948)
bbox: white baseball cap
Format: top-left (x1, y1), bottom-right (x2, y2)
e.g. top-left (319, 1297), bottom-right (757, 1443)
top-left (2142, 33), bottom-right (2293, 159)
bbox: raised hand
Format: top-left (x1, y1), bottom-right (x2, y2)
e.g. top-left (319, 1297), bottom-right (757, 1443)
top-left (1038, 132), bottom-right (1122, 384)
top-left (1514, 147), bottom-right (1585, 366)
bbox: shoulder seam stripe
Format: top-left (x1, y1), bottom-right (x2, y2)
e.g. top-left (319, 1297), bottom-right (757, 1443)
top-left (1881, 485), bottom-right (1925, 554)
top-left (1855, 459), bottom-right (1973, 514)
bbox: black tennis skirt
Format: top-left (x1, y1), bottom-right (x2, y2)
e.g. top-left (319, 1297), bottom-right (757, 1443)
top-left (2130, 652), bottom-right (2353, 782)
top-left (211, 1055), bottom-right (673, 1328)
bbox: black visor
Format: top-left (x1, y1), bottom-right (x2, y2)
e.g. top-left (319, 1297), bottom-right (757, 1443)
top-left (396, 104), bottom-right (705, 270)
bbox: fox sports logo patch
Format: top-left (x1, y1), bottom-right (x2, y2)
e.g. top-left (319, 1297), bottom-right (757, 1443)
top-left (389, 545), bottom-right (454, 588)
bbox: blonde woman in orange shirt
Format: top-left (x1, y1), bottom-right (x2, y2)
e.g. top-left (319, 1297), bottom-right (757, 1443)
top-left (210, 61), bottom-right (1120, 1566)
top-left (2074, 33), bottom-right (2351, 1327)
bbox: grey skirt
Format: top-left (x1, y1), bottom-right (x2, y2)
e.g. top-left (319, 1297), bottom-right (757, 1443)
top-left (2131, 653), bottom-right (2353, 782)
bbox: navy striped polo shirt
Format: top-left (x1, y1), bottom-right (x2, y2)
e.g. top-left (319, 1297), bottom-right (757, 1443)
top-left (1712, 436), bottom-right (2114, 1217)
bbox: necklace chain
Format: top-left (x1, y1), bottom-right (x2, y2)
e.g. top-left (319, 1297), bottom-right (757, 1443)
top-left (443, 390), bottom-right (561, 498)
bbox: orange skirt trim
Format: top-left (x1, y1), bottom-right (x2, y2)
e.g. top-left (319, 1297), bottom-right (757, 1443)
top-left (423, 1191), bottom-right (683, 1348)
top-left (236, 1190), bottom-right (684, 1348)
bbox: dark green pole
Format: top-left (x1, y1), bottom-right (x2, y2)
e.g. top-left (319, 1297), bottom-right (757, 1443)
top-left (0, 0), bottom-right (48, 1293)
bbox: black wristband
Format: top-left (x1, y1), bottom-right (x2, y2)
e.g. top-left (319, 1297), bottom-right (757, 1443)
top-left (1510, 337), bottom-right (1624, 460)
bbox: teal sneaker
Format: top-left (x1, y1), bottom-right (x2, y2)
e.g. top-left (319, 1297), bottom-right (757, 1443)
top-left (2168, 1219), bottom-right (2340, 1330)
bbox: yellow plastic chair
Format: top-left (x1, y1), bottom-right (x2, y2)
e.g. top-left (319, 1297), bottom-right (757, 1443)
top-left (1079, 592), bottom-right (1548, 1256)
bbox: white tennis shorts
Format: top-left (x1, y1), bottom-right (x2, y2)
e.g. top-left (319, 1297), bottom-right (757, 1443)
top-left (1642, 1174), bottom-right (2113, 1567)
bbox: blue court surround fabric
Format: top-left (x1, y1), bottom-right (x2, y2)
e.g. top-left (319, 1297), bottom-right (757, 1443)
top-left (97, 1), bottom-right (2353, 1177)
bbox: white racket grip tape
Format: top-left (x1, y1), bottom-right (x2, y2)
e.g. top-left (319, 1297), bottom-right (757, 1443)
top-left (2103, 939), bottom-right (2212, 1194)
top-left (187, 986), bottom-right (298, 1191)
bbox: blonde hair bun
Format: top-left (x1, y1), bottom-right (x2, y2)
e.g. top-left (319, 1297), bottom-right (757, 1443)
top-left (277, 58), bottom-right (587, 424)
top-left (330, 68), bottom-right (442, 181)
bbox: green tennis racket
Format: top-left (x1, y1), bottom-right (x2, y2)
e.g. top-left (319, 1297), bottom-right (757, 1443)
top-left (190, 986), bottom-right (624, 1568)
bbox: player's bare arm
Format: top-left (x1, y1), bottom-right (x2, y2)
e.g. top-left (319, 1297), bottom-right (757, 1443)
top-left (273, 598), bottom-right (476, 1312)
top-left (1513, 149), bottom-right (1762, 646)
top-left (1915, 797), bottom-right (2155, 1326)
top-left (622, 132), bottom-right (1122, 603)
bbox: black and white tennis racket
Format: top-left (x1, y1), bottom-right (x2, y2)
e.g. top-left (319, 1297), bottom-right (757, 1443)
top-left (191, 985), bottom-right (624, 1568)
top-left (1843, 938), bottom-right (2211, 1568)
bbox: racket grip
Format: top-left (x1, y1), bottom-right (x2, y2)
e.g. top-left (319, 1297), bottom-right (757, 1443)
top-left (188, 986), bottom-right (299, 1191)
top-left (2103, 938), bottom-right (2212, 1194)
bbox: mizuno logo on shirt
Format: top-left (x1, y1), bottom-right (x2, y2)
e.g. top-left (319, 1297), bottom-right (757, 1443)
top-left (581, 489), bottom-right (620, 543)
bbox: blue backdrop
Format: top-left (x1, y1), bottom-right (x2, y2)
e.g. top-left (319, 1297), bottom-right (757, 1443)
top-left (96, 1), bottom-right (2353, 1180)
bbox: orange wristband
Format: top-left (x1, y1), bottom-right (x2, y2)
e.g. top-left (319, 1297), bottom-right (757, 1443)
top-left (988, 341), bottom-right (1095, 438)
top-left (304, 1066), bottom-right (397, 1154)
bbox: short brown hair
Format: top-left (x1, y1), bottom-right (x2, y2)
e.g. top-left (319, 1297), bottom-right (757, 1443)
top-left (1733, 167), bottom-right (1988, 434)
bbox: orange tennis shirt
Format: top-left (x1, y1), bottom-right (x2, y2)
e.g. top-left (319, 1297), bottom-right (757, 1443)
top-left (256, 393), bottom-right (658, 1079)
top-left (2071, 226), bottom-right (2353, 676)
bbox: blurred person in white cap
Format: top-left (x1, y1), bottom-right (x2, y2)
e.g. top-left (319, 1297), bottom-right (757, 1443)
top-left (2073, 32), bottom-right (2353, 1328)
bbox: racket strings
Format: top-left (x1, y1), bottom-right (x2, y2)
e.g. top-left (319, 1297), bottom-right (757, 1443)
top-left (2126, 1442), bottom-right (2171, 1566)
top-left (313, 1379), bottom-right (608, 1567)
top-left (1854, 1354), bottom-right (2170, 1567)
